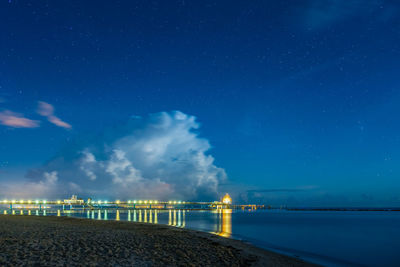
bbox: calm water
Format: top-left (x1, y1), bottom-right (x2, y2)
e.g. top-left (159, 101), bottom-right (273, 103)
top-left (2, 208), bottom-right (400, 266)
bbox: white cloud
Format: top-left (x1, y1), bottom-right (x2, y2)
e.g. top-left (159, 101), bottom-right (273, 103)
top-left (5, 111), bottom-right (226, 200)
top-left (43, 171), bottom-right (58, 184)
top-left (80, 150), bottom-right (98, 181)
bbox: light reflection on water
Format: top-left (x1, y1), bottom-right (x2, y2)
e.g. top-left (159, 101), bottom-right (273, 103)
top-left (1, 208), bottom-right (232, 238)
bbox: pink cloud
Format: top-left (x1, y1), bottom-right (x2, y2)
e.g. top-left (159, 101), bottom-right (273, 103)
top-left (37, 101), bottom-right (54, 116)
top-left (48, 115), bottom-right (72, 129)
top-left (0, 110), bottom-right (40, 128)
top-left (37, 101), bottom-right (72, 129)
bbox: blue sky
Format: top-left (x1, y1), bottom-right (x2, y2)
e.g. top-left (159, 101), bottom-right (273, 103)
top-left (0, 0), bottom-right (400, 206)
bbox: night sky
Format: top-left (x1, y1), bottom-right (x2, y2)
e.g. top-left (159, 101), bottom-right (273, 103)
top-left (1, 0), bottom-right (400, 206)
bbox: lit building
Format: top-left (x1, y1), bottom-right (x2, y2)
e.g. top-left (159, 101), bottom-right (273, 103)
top-left (63, 195), bottom-right (84, 205)
top-left (222, 193), bottom-right (232, 204)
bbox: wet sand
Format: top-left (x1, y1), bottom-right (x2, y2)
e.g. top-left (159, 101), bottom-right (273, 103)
top-left (0, 215), bottom-right (315, 266)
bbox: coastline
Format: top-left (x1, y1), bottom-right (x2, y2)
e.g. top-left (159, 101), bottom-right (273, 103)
top-left (0, 215), bottom-right (316, 266)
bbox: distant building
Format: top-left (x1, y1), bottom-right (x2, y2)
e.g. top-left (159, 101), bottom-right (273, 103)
top-left (222, 193), bottom-right (232, 204)
top-left (64, 195), bottom-right (84, 205)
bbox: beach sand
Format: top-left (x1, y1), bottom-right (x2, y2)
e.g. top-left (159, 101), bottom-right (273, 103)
top-left (0, 215), bottom-right (315, 266)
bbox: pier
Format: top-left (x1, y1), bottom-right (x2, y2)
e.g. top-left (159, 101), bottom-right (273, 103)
top-left (0, 199), bottom-right (264, 211)
top-left (0, 194), bottom-right (264, 211)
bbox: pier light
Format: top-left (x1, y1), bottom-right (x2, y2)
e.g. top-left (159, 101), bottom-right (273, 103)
top-left (128, 200), bottom-right (131, 204)
top-left (98, 200), bottom-right (102, 204)
top-left (144, 200), bottom-right (147, 204)
top-left (28, 200), bottom-right (32, 204)
top-left (104, 201), bottom-right (108, 204)
top-left (222, 193), bottom-right (232, 204)
top-left (57, 200), bottom-right (61, 204)
top-left (182, 201), bottom-right (185, 204)
top-left (43, 200), bottom-right (47, 204)
top-left (35, 200), bottom-right (39, 204)
top-left (12, 200), bottom-right (16, 203)
top-left (173, 201), bottom-right (177, 204)
top-left (168, 201), bottom-right (172, 204)
top-left (3, 199), bottom-right (7, 203)
top-left (178, 201), bottom-right (182, 204)
top-left (154, 200), bottom-right (158, 204)
top-left (19, 199), bottom-right (24, 203)
top-left (138, 200), bottom-right (142, 204)
top-left (116, 200), bottom-right (120, 204)
top-left (133, 200), bottom-right (137, 204)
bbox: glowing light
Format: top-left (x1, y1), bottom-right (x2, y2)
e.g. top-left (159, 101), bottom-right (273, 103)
top-left (104, 201), bottom-right (108, 204)
top-left (149, 200), bottom-right (153, 204)
top-left (178, 201), bottom-right (182, 204)
top-left (12, 200), bottom-right (16, 203)
top-left (35, 200), bottom-right (39, 204)
top-left (168, 201), bottom-right (172, 204)
top-left (98, 200), bottom-right (102, 204)
top-left (154, 200), bottom-right (158, 204)
top-left (144, 200), bottom-right (148, 204)
top-left (133, 200), bottom-right (137, 204)
top-left (19, 199), bottom-right (24, 203)
top-left (116, 200), bottom-right (120, 204)
top-left (138, 200), bottom-right (142, 204)
top-left (128, 200), bottom-right (131, 204)
top-left (3, 199), bottom-right (8, 203)
top-left (222, 193), bottom-right (232, 204)
top-left (28, 200), bottom-right (32, 204)
top-left (43, 200), bottom-right (47, 204)
top-left (57, 200), bottom-right (61, 204)
top-left (173, 201), bottom-right (177, 204)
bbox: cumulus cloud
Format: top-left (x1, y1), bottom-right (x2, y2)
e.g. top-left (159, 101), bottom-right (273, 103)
top-left (0, 110), bottom-right (40, 128)
top-left (37, 101), bottom-right (72, 129)
top-left (4, 111), bottom-right (226, 201)
top-left (0, 171), bottom-right (58, 199)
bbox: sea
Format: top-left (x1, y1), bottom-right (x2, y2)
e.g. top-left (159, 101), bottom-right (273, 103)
top-left (2, 208), bottom-right (400, 266)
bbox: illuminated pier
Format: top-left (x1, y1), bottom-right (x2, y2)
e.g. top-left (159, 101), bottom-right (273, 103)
top-left (0, 194), bottom-right (264, 211)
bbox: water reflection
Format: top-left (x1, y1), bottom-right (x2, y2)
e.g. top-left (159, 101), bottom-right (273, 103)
top-left (215, 209), bottom-right (232, 238)
top-left (116, 210), bottom-right (120, 221)
top-left (1, 208), bottom-right (231, 238)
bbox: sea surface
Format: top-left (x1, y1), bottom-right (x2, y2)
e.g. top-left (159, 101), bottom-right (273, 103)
top-left (2, 208), bottom-right (400, 266)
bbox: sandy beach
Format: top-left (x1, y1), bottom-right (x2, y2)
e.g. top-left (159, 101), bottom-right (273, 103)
top-left (0, 215), bottom-right (315, 266)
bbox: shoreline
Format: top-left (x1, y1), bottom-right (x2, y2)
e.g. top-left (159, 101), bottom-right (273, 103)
top-left (0, 215), bottom-right (316, 266)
